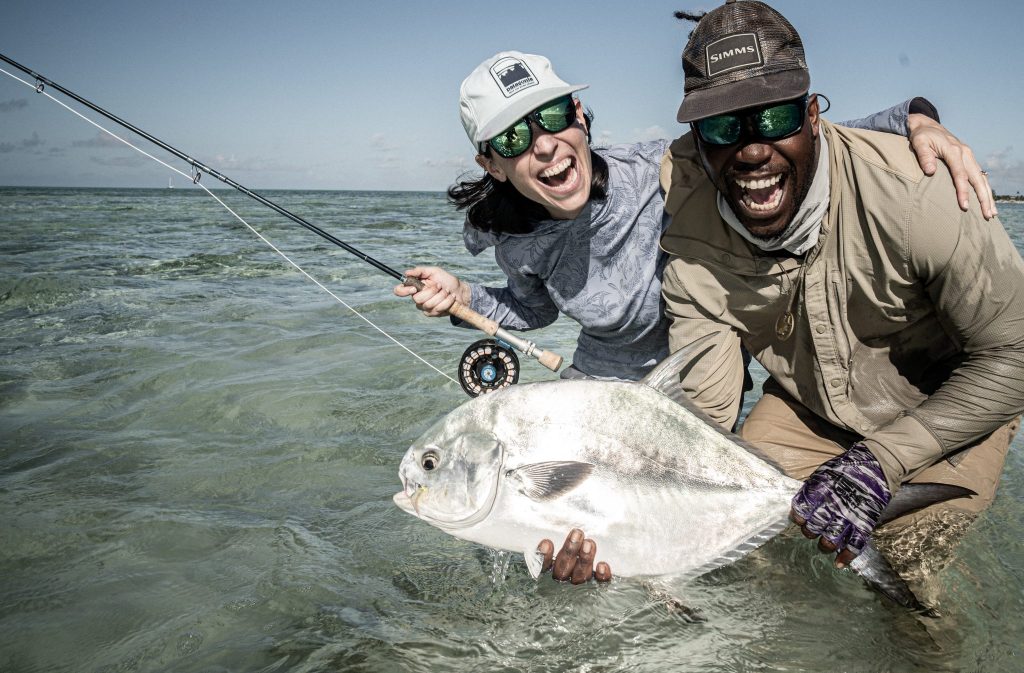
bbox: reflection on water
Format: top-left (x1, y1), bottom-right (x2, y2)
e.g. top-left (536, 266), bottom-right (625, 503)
top-left (1, 190), bottom-right (1022, 672)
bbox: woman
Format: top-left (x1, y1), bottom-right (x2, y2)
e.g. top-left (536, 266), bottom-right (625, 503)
top-left (395, 51), bottom-right (990, 382)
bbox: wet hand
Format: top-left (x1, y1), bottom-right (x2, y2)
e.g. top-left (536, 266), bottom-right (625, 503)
top-left (907, 113), bottom-right (997, 219)
top-left (536, 528), bottom-right (612, 584)
top-left (790, 443), bottom-right (891, 569)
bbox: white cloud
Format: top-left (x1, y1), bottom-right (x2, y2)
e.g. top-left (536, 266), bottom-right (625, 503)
top-left (983, 147), bottom-right (1024, 195)
top-left (629, 125), bottom-right (669, 143)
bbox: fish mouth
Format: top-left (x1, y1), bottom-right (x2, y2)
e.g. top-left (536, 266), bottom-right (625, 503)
top-left (392, 490), bottom-right (417, 514)
top-left (393, 474), bottom-right (424, 516)
top-left (393, 440), bottom-right (504, 531)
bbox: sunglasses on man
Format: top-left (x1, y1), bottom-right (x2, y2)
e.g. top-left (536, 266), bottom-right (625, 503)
top-left (483, 95), bottom-right (577, 158)
top-left (693, 95), bottom-right (809, 146)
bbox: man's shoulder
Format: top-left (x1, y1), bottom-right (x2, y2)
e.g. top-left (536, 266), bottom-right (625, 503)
top-left (824, 120), bottom-right (964, 218)
top-left (825, 120), bottom-right (926, 183)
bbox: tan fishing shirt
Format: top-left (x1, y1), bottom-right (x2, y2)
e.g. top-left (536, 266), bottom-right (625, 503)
top-left (659, 120), bottom-right (1024, 491)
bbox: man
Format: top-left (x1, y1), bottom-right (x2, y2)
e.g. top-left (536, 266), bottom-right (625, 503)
top-left (650, 0), bottom-right (1024, 603)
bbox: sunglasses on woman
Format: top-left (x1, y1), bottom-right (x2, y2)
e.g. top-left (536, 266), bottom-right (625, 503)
top-left (693, 96), bottom-right (809, 146)
top-left (484, 95), bottom-right (577, 158)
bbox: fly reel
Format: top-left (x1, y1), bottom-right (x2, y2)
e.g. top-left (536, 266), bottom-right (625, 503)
top-left (458, 339), bottom-right (520, 397)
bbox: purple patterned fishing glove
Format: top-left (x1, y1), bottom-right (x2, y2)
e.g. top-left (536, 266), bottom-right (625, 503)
top-left (791, 443), bottom-right (891, 555)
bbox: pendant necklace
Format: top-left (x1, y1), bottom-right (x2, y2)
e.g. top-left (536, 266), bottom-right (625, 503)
top-left (775, 262), bottom-right (807, 341)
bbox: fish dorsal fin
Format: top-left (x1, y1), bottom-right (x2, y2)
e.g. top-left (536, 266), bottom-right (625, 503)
top-left (505, 461), bottom-right (594, 501)
top-left (640, 333), bottom-right (716, 404)
top-left (640, 338), bottom-right (788, 475)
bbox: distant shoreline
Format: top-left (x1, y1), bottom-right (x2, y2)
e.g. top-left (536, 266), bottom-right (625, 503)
top-left (995, 195), bottom-right (1023, 203)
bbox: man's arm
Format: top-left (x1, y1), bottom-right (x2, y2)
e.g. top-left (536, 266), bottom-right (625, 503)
top-left (863, 189), bottom-right (1024, 492)
top-left (661, 258), bottom-right (747, 430)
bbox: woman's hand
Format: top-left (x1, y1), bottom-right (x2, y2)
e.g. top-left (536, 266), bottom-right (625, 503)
top-left (394, 266), bottom-right (471, 317)
top-left (907, 113), bottom-right (997, 220)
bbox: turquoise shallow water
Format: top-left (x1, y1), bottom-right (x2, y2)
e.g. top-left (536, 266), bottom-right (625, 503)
top-left (1, 188), bottom-right (1022, 673)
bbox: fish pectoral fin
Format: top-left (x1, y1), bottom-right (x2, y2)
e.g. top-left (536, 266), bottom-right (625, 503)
top-left (524, 547), bottom-right (545, 579)
top-left (505, 461), bottom-right (594, 501)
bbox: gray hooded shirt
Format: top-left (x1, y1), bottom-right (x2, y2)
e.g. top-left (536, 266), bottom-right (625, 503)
top-left (463, 140), bottom-right (672, 381)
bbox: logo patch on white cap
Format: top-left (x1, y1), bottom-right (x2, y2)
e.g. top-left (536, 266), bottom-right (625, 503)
top-left (489, 56), bottom-right (539, 98)
top-left (705, 33), bottom-right (763, 76)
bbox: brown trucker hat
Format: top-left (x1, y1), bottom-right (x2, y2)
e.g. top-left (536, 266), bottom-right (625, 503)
top-left (676, 0), bottom-right (810, 123)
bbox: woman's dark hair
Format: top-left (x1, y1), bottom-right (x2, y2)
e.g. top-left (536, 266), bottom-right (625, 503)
top-left (446, 108), bottom-right (609, 234)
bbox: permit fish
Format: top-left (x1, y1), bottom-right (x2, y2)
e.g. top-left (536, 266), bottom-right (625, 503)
top-left (393, 348), bottom-right (972, 612)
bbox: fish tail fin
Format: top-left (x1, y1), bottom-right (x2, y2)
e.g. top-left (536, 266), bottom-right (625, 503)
top-left (880, 482), bottom-right (977, 525)
top-left (847, 483), bottom-right (973, 615)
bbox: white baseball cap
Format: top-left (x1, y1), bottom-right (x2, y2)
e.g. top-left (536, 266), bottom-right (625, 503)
top-left (459, 51), bottom-right (588, 152)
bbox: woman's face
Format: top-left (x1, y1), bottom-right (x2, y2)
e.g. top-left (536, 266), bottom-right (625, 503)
top-left (476, 99), bottom-right (593, 220)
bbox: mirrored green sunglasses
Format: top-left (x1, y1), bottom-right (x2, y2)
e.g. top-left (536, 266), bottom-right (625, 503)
top-left (694, 96), bottom-right (809, 146)
top-left (485, 95), bottom-right (577, 158)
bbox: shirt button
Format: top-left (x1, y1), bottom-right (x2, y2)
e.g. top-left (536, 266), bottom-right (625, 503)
top-left (815, 324), bottom-right (827, 334)
top-left (830, 378), bottom-right (843, 388)
top-left (721, 253), bottom-right (733, 265)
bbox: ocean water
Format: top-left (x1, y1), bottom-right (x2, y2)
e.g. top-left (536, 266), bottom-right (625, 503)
top-left (1, 187), bottom-right (1021, 673)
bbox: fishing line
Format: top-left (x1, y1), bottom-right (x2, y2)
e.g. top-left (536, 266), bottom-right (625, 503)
top-left (0, 53), bottom-right (564, 379)
top-left (0, 63), bottom-right (460, 385)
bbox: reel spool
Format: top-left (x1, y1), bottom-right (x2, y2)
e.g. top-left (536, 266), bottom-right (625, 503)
top-left (458, 339), bottom-right (520, 397)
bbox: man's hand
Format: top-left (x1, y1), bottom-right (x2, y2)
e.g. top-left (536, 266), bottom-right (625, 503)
top-left (907, 113), bottom-right (997, 220)
top-left (790, 444), bottom-right (892, 569)
top-left (536, 529), bottom-right (612, 584)
top-left (393, 266), bottom-right (471, 317)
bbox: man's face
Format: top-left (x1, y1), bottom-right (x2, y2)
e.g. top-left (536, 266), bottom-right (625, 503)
top-left (695, 96), bottom-right (820, 240)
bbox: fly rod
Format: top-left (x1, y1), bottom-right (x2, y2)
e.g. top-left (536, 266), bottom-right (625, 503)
top-left (0, 52), bottom-right (563, 372)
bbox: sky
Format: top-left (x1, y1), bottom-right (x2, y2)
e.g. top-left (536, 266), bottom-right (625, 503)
top-left (2, 0), bottom-right (1023, 195)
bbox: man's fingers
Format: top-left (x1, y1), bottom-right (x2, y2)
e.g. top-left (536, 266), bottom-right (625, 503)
top-left (834, 548), bottom-right (858, 569)
top-left (537, 539), bottom-right (554, 574)
top-left (789, 508), bottom-right (807, 526)
top-left (552, 529), bottom-right (583, 581)
top-left (570, 539), bottom-right (596, 585)
top-left (595, 562), bottom-right (612, 583)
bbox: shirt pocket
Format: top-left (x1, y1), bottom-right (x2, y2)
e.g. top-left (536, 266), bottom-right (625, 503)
top-left (827, 270), bottom-right (853, 371)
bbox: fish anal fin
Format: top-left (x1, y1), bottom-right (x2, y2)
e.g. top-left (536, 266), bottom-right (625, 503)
top-left (505, 461), bottom-right (594, 501)
top-left (880, 482), bottom-right (978, 525)
top-left (524, 547), bottom-right (544, 579)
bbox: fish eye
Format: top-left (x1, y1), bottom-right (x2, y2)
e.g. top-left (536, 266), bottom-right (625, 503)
top-left (420, 450), bottom-right (441, 471)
